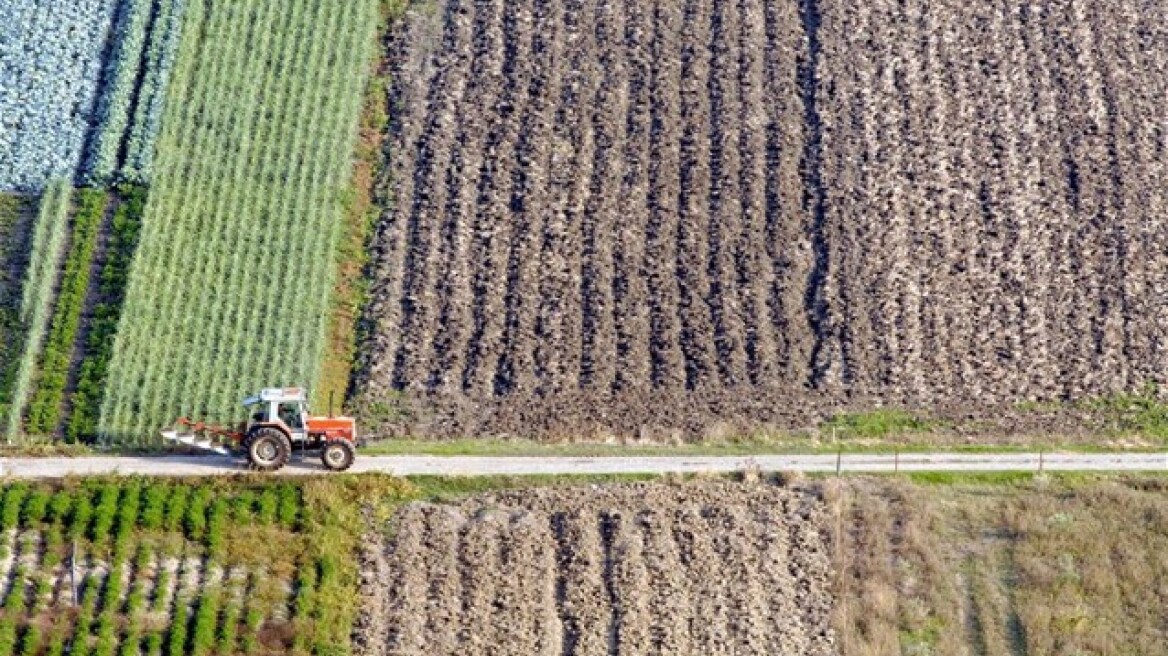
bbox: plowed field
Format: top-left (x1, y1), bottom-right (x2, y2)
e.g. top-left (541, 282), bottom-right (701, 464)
top-left (356, 476), bottom-right (1168, 656)
top-left (356, 482), bottom-right (834, 656)
top-left (358, 0), bottom-right (1168, 438)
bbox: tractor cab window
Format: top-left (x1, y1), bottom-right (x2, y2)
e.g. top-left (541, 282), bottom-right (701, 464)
top-left (278, 402), bottom-right (304, 429)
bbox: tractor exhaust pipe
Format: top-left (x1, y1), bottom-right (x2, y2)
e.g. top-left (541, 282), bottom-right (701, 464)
top-left (329, 391), bottom-right (335, 418)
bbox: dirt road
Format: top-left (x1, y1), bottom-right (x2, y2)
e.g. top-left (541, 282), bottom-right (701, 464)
top-left (0, 452), bottom-right (1162, 478)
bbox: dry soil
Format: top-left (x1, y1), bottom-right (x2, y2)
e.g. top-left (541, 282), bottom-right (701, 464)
top-left (356, 0), bottom-right (1168, 440)
top-left (355, 481), bottom-right (835, 656)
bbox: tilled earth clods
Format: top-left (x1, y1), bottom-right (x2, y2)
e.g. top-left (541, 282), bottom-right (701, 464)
top-left (357, 0), bottom-right (1168, 439)
top-left (355, 482), bottom-right (834, 656)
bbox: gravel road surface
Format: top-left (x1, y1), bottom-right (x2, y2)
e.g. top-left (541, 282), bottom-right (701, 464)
top-left (0, 452), bottom-right (1163, 478)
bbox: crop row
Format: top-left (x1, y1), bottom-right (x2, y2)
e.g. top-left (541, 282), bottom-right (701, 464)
top-left (0, 477), bottom-right (411, 655)
top-left (68, 187), bottom-right (147, 441)
top-left (121, 0), bottom-right (188, 184)
top-left (86, 0), bottom-right (155, 183)
top-left (0, 196), bottom-right (36, 430)
top-left (0, 480), bottom-right (312, 655)
top-left (4, 182), bottom-right (73, 441)
top-left (98, 0), bottom-right (381, 441)
top-left (87, 0), bottom-right (188, 185)
top-left (25, 190), bottom-right (108, 435)
top-left (1, 184), bottom-right (147, 443)
top-left (0, 482), bottom-right (300, 542)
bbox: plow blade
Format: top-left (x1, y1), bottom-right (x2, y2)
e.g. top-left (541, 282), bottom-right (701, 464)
top-left (161, 430), bottom-right (233, 456)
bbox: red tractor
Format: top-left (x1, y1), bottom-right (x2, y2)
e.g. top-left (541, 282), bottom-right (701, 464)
top-left (162, 388), bottom-right (358, 472)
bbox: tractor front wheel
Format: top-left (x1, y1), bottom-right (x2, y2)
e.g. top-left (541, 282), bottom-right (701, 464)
top-left (245, 428), bottom-right (291, 472)
top-left (320, 440), bottom-right (355, 472)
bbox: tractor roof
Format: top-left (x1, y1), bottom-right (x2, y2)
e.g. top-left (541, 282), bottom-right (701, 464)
top-left (242, 387), bottom-right (307, 405)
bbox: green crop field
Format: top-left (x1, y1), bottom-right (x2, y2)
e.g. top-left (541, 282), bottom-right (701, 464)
top-left (0, 475), bottom-right (413, 656)
top-left (27, 189), bottom-right (107, 435)
top-left (5, 184), bottom-right (73, 440)
top-left (98, 0), bottom-right (380, 441)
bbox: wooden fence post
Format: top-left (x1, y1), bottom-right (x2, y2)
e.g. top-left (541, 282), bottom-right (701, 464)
top-left (71, 539), bottom-right (78, 606)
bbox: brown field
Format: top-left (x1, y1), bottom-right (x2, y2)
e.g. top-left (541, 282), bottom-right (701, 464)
top-left (355, 482), bottom-right (835, 655)
top-left (356, 0), bottom-right (1168, 439)
top-left (356, 475), bottom-right (1168, 656)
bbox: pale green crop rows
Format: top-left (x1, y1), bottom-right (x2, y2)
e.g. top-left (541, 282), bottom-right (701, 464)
top-left (99, 0), bottom-right (378, 441)
top-left (5, 182), bottom-right (71, 441)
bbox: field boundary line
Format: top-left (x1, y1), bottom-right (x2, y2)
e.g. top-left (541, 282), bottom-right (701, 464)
top-left (0, 452), bottom-right (1164, 478)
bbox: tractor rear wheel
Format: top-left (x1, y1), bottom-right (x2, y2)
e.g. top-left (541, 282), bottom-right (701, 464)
top-left (320, 440), bottom-right (355, 472)
top-left (245, 428), bottom-right (291, 472)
